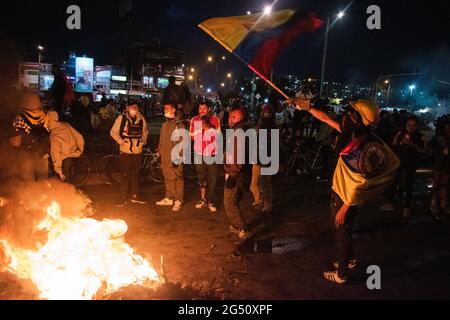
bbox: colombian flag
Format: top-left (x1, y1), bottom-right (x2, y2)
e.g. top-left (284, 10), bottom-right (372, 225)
top-left (199, 9), bottom-right (323, 82)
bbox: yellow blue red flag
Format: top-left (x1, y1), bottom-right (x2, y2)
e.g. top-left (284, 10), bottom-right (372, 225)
top-left (199, 9), bottom-right (323, 82)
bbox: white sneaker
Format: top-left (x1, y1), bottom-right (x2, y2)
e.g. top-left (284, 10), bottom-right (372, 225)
top-left (208, 202), bottom-right (217, 213)
top-left (195, 199), bottom-right (208, 209)
top-left (380, 203), bottom-right (395, 211)
top-left (172, 200), bottom-right (182, 212)
top-left (323, 270), bottom-right (348, 284)
top-left (156, 198), bottom-right (174, 206)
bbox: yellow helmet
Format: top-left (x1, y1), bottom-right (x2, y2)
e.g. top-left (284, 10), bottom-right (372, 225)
top-left (349, 99), bottom-right (379, 126)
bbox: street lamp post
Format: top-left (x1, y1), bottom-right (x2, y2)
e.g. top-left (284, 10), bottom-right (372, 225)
top-left (207, 56), bottom-right (220, 90)
top-left (37, 45), bottom-right (44, 94)
top-left (374, 73), bottom-right (422, 106)
top-left (319, 17), bottom-right (330, 98)
top-left (319, 12), bottom-right (344, 98)
top-left (385, 80), bottom-right (391, 108)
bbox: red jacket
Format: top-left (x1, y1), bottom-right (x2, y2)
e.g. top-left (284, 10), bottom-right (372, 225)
top-left (189, 115), bottom-right (221, 157)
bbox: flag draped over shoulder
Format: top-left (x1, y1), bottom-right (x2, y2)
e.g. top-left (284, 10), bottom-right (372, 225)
top-left (198, 9), bottom-right (323, 81)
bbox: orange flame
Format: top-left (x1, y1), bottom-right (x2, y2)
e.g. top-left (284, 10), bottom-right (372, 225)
top-left (0, 201), bottom-right (160, 300)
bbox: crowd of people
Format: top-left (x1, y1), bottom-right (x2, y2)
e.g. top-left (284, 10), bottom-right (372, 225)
top-left (3, 79), bottom-right (449, 286)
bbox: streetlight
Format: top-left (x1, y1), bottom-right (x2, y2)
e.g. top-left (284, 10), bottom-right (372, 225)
top-left (188, 75), bottom-right (194, 81)
top-left (263, 5), bottom-right (272, 15)
top-left (319, 11), bottom-right (345, 97)
top-left (207, 56), bottom-right (213, 62)
top-left (221, 82), bottom-right (225, 88)
top-left (374, 73), bottom-right (422, 106)
top-left (190, 68), bottom-right (195, 73)
top-left (37, 45), bottom-right (44, 94)
top-left (222, 56), bottom-right (226, 61)
top-left (409, 85), bottom-right (416, 96)
top-left (384, 80), bottom-right (391, 108)
top-left (227, 73), bottom-right (232, 79)
top-left (247, 11), bottom-right (252, 15)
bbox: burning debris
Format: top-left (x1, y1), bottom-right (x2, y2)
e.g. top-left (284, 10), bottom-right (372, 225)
top-left (0, 181), bottom-right (161, 300)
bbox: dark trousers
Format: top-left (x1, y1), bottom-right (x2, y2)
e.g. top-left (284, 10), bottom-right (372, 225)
top-left (195, 156), bottom-right (218, 204)
top-left (62, 157), bottom-right (78, 183)
top-left (161, 163), bottom-right (184, 202)
top-left (395, 165), bottom-right (416, 209)
top-left (223, 176), bottom-right (250, 231)
top-left (330, 192), bottom-right (357, 278)
top-left (119, 153), bottom-right (142, 198)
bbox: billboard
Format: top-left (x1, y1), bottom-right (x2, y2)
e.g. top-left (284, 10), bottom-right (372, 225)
top-left (95, 66), bottom-right (111, 86)
top-left (143, 76), bottom-right (154, 88)
top-left (75, 57), bottom-right (94, 92)
top-left (157, 77), bottom-right (169, 89)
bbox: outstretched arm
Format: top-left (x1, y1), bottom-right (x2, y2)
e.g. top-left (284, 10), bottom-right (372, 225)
top-left (309, 108), bottom-right (342, 133)
top-left (288, 97), bottom-right (341, 133)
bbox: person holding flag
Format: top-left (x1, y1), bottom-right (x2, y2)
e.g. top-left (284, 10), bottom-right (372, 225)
top-left (289, 93), bottom-right (400, 284)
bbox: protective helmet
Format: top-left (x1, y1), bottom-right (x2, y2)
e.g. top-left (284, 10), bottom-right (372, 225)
top-left (349, 99), bottom-right (379, 126)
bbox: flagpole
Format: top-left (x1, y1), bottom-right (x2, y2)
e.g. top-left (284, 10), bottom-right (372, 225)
top-left (244, 61), bottom-right (291, 100)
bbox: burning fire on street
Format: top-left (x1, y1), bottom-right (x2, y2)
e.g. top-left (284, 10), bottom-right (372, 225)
top-left (0, 183), bottom-right (162, 300)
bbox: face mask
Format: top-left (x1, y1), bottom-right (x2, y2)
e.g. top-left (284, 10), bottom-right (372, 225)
top-left (129, 110), bottom-right (137, 117)
top-left (165, 112), bottom-right (175, 119)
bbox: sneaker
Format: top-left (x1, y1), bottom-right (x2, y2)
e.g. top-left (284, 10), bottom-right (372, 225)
top-left (172, 200), bottom-right (182, 212)
top-left (195, 199), bottom-right (208, 209)
top-left (333, 259), bottom-right (358, 270)
top-left (156, 198), bottom-right (174, 206)
top-left (208, 202), bottom-right (217, 213)
top-left (316, 176), bottom-right (329, 182)
top-left (229, 225), bottom-right (240, 235)
top-left (116, 198), bottom-right (128, 208)
top-left (238, 230), bottom-right (251, 242)
top-left (131, 195), bottom-right (147, 205)
top-left (403, 208), bottom-right (412, 218)
top-left (323, 270), bottom-right (348, 284)
top-left (380, 203), bottom-right (395, 211)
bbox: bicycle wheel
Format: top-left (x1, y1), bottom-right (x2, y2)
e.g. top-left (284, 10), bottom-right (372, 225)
top-left (70, 155), bottom-right (91, 187)
top-left (149, 165), bottom-right (164, 183)
top-left (96, 155), bottom-right (121, 186)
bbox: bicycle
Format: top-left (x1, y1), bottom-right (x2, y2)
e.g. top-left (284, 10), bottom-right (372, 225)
top-left (284, 138), bottom-right (323, 177)
top-left (96, 147), bottom-right (197, 186)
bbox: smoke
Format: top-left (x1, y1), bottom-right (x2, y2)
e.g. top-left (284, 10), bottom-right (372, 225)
top-left (0, 180), bottom-right (93, 260)
top-left (401, 45), bottom-right (450, 100)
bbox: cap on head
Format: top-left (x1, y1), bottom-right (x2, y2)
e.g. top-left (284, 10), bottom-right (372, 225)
top-left (349, 99), bottom-right (379, 126)
top-left (22, 93), bottom-right (42, 111)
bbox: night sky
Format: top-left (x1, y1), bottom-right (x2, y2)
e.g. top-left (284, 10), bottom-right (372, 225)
top-left (0, 0), bottom-right (448, 85)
